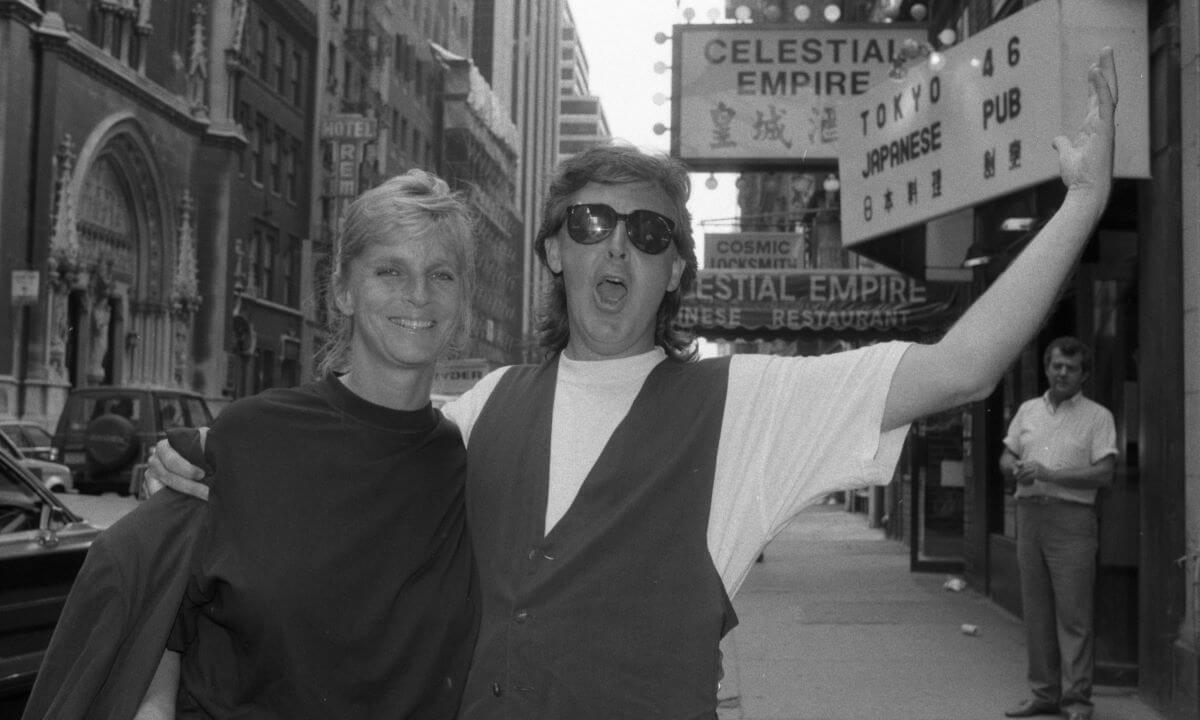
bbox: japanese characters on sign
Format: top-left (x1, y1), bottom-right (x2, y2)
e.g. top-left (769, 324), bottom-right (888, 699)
top-left (839, 0), bottom-right (1148, 247)
top-left (678, 269), bottom-right (959, 334)
top-left (672, 24), bottom-right (926, 169)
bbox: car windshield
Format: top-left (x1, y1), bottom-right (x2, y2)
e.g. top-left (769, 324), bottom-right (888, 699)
top-left (62, 395), bottom-right (144, 431)
top-left (0, 460), bottom-right (41, 533)
top-left (0, 431), bottom-right (25, 459)
top-left (22, 425), bottom-right (53, 447)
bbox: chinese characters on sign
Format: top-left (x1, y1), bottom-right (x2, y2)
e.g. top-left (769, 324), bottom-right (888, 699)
top-left (672, 25), bottom-right (926, 168)
top-left (839, 0), bottom-right (1149, 247)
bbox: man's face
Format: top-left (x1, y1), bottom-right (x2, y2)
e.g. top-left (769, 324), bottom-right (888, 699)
top-left (544, 181), bottom-right (685, 361)
top-left (1044, 348), bottom-right (1086, 403)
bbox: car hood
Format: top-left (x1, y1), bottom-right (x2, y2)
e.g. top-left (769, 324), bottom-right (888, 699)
top-left (19, 457), bottom-right (71, 476)
top-left (57, 493), bottom-right (142, 530)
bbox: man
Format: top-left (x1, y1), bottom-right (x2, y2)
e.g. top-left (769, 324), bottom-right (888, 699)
top-left (1001, 337), bottom-right (1117, 720)
top-left (148, 50), bottom-right (1118, 718)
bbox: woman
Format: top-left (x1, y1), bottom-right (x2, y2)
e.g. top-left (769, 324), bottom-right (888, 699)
top-left (25, 170), bottom-right (479, 720)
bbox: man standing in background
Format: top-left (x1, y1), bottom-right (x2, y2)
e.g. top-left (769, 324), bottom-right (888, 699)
top-left (1002, 336), bottom-right (1117, 720)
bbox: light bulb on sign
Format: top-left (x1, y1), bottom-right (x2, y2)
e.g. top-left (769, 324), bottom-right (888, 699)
top-left (823, 3), bottom-right (840, 22)
top-left (793, 4), bottom-right (811, 21)
top-left (938, 28), bottom-right (957, 47)
top-left (705, 174), bottom-right (718, 190)
top-left (652, 92), bottom-right (669, 106)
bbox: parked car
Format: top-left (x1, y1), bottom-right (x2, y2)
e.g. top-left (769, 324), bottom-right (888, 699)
top-left (0, 430), bottom-right (73, 494)
top-left (0, 421), bottom-right (58, 462)
top-left (0, 450), bottom-right (138, 702)
top-left (52, 387), bottom-right (214, 496)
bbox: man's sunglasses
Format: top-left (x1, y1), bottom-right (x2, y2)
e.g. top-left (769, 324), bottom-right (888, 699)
top-left (562, 203), bottom-right (678, 256)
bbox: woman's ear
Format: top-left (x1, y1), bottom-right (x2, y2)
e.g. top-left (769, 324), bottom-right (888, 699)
top-left (332, 273), bottom-right (354, 316)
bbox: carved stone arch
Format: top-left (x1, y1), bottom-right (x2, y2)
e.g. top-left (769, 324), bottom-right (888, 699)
top-left (60, 114), bottom-right (179, 387)
top-left (72, 114), bottom-right (174, 305)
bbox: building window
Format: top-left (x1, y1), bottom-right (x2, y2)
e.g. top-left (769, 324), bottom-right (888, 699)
top-left (257, 229), bottom-right (277, 300)
top-left (286, 138), bottom-right (300, 203)
top-left (270, 128), bottom-right (283, 194)
top-left (256, 21), bottom-right (269, 80)
top-left (252, 115), bottom-right (267, 185)
top-left (275, 36), bottom-right (287, 94)
top-left (238, 103), bottom-right (251, 176)
top-left (400, 117), bottom-right (409, 154)
top-left (283, 235), bottom-right (301, 307)
top-left (327, 44), bottom-right (338, 92)
top-left (291, 50), bottom-right (304, 106)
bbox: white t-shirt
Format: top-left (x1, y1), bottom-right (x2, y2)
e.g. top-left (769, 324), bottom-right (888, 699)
top-left (443, 342), bottom-right (911, 597)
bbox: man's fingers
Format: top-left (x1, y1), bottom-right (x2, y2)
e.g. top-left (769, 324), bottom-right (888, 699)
top-left (1098, 46), bottom-right (1117, 106)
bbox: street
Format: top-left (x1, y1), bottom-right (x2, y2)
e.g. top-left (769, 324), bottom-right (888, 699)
top-left (718, 504), bottom-right (1166, 720)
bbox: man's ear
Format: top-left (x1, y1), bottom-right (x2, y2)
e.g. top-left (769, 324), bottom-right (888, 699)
top-left (545, 236), bottom-right (564, 274)
top-left (666, 255), bottom-right (685, 292)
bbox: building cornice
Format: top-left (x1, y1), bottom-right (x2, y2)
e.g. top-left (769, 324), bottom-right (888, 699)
top-left (0, 0), bottom-right (40, 24)
top-left (34, 14), bottom-right (210, 136)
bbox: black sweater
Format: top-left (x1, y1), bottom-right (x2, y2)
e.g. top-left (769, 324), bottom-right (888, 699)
top-left (171, 375), bottom-right (477, 720)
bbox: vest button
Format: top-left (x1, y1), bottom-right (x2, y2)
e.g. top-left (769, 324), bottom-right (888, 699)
top-left (514, 610), bottom-right (529, 623)
top-left (527, 548), bottom-right (538, 560)
top-left (492, 681), bottom-right (503, 697)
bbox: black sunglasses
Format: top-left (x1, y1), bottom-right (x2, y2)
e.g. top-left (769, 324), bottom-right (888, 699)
top-left (562, 203), bottom-right (678, 256)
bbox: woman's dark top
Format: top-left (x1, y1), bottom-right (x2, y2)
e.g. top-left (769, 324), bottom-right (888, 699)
top-left (169, 375), bottom-right (477, 719)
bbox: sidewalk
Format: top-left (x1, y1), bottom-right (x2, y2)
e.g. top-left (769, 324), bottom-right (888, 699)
top-left (717, 504), bottom-right (1167, 720)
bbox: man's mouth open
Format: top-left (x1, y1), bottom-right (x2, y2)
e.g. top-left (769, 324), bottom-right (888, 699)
top-left (595, 278), bottom-right (628, 308)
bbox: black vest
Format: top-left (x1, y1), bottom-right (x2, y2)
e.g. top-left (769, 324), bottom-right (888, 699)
top-left (461, 356), bottom-right (737, 719)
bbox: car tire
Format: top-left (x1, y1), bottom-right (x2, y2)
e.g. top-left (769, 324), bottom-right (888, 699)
top-left (84, 413), bottom-right (140, 472)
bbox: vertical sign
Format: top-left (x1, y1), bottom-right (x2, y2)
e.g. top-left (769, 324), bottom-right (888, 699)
top-left (320, 114), bottom-right (378, 197)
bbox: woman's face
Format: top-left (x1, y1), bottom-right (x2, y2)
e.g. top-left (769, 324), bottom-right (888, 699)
top-left (336, 230), bottom-right (465, 376)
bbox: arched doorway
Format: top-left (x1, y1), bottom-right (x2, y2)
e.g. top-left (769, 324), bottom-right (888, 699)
top-left (49, 119), bottom-right (179, 391)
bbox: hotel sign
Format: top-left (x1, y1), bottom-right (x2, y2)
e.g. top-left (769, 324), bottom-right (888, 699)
top-left (839, 0), bottom-right (1148, 246)
top-left (678, 269), bottom-right (959, 335)
top-left (320, 114), bottom-right (378, 198)
top-left (671, 23), bottom-right (926, 169)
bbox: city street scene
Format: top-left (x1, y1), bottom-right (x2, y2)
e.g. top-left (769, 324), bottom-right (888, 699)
top-left (1, 0), bottom-right (1198, 718)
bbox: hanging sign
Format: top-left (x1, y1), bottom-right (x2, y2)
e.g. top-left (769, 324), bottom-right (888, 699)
top-left (671, 23), bottom-right (926, 170)
top-left (11, 270), bottom-right (39, 306)
top-left (704, 231), bottom-right (807, 269)
top-left (838, 0), bottom-right (1148, 247)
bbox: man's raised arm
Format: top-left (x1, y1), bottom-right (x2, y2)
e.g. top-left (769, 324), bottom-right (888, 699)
top-left (882, 48), bottom-right (1118, 432)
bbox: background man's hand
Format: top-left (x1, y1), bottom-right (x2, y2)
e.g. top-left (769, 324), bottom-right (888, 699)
top-left (1015, 460), bottom-right (1051, 486)
top-left (144, 430), bottom-right (210, 501)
